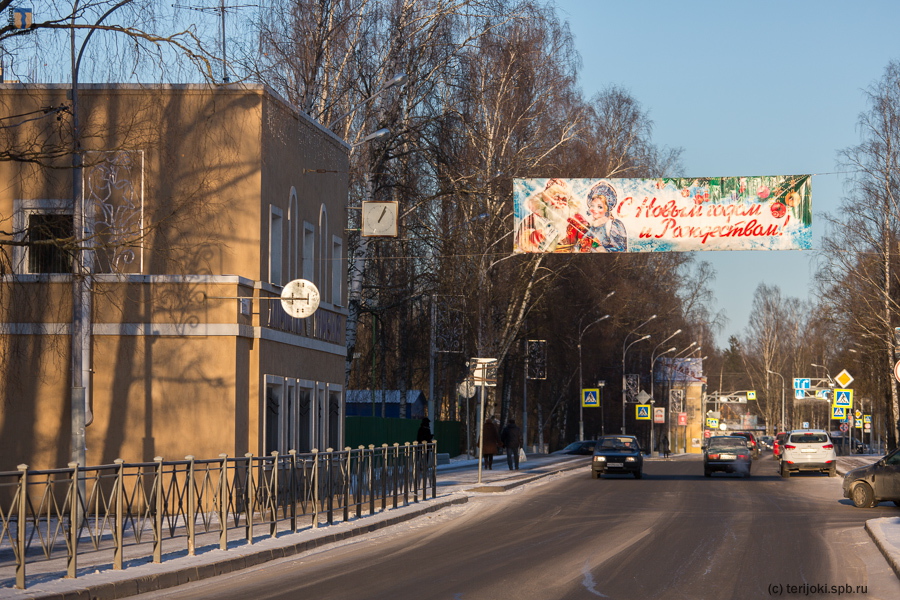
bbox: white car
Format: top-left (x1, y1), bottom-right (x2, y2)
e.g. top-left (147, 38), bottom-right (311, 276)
top-left (780, 429), bottom-right (837, 477)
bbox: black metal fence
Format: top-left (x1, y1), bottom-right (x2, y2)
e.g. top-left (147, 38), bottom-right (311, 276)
top-left (0, 442), bottom-right (437, 589)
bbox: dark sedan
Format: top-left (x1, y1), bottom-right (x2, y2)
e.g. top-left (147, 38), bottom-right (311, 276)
top-left (553, 440), bottom-right (597, 455)
top-left (704, 436), bottom-right (752, 477)
top-left (842, 447), bottom-right (900, 508)
top-left (591, 435), bottom-right (643, 479)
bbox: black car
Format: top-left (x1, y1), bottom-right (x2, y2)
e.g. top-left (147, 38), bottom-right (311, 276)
top-left (730, 431), bottom-right (760, 459)
top-left (591, 435), bottom-right (643, 479)
top-left (552, 440), bottom-right (597, 455)
top-left (704, 436), bottom-right (752, 477)
top-left (842, 447), bottom-right (900, 508)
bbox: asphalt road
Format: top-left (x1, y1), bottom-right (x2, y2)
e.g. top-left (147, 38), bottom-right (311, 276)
top-left (133, 455), bottom-right (900, 600)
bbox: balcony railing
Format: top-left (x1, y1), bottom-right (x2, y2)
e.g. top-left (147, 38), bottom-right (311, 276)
top-left (0, 442), bottom-right (437, 589)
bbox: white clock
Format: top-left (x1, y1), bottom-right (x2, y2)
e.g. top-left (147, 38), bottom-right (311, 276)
top-left (361, 201), bottom-right (399, 237)
top-left (280, 279), bottom-right (320, 319)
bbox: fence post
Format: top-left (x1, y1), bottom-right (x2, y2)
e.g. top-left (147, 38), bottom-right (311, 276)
top-left (15, 464), bottom-right (27, 589)
top-left (67, 461), bottom-right (79, 579)
top-left (288, 450), bottom-right (298, 533)
top-left (153, 457), bottom-right (163, 563)
top-left (392, 443), bottom-right (400, 509)
top-left (244, 453), bottom-right (254, 543)
top-left (270, 451), bottom-right (279, 538)
top-left (114, 459), bottom-right (125, 569)
top-left (403, 442), bottom-right (411, 506)
top-left (343, 448), bottom-right (351, 522)
top-left (431, 440), bottom-right (437, 498)
top-left (380, 444), bottom-right (388, 512)
top-left (186, 456), bottom-right (196, 555)
top-left (355, 446), bottom-right (364, 518)
top-left (311, 449), bottom-right (319, 529)
top-left (325, 448), bottom-right (334, 525)
top-left (367, 445), bottom-right (376, 515)
top-left (219, 454), bottom-right (228, 551)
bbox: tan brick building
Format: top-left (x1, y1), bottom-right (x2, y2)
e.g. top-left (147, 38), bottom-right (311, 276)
top-left (0, 84), bottom-right (348, 470)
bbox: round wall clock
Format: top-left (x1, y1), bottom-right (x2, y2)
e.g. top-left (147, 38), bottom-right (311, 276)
top-left (361, 201), bottom-right (398, 237)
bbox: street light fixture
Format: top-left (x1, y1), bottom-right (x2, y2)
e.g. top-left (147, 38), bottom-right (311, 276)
top-left (622, 330), bottom-right (652, 434)
top-left (650, 345), bottom-right (676, 456)
top-left (811, 363), bottom-right (834, 386)
top-left (766, 369), bottom-right (786, 432)
top-left (578, 313), bottom-right (610, 441)
top-left (327, 73), bottom-right (409, 131)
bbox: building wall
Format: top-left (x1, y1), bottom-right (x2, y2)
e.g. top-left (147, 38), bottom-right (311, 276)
top-left (0, 85), bottom-right (348, 471)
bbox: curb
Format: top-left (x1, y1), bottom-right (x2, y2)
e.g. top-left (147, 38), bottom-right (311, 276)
top-left (865, 518), bottom-right (900, 580)
top-left (10, 495), bottom-right (470, 600)
top-left (465, 460), bottom-right (593, 493)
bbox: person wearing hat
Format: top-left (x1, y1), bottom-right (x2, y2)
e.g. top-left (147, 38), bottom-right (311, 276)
top-left (416, 417), bottom-right (433, 443)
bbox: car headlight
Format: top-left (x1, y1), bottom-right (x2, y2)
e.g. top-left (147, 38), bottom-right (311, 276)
top-left (594, 456), bottom-right (606, 462)
top-left (625, 457), bottom-right (636, 462)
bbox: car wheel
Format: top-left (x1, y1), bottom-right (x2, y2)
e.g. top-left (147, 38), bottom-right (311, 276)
top-left (828, 466), bottom-right (837, 477)
top-left (591, 470), bottom-right (600, 479)
top-left (744, 469), bottom-right (752, 478)
top-left (893, 500), bottom-right (900, 507)
top-left (851, 482), bottom-right (875, 508)
top-left (780, 463), bottom-right (791, 478)
top-left (704, 468), bottom-right (711, 477)
top-left (634, 470), bottom-right (643, 479)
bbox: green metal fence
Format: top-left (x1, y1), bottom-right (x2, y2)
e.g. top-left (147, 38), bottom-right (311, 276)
top-left (345, 418), bottom-right (462, 457)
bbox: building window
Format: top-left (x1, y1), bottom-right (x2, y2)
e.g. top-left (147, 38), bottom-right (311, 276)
top-left (269, 205), bottom-right (283, 286)
top-left (302, 222), bottom-right (314, 283)
top-left (331, 236), bottom-right (343, 306)
top-left (27, 212), bottom-right (73, 274)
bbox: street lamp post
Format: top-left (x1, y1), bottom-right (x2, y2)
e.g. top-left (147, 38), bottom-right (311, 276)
top-left (766, 369), bottom-right (786, 433)
top-left (578, 313), bottom-right (611, 441)
top-left (622, 332), bottom-right (653, 435)
top-left (620, 315), bottom-right (656, 435)
top-left (650, 345), bottom-right (677, 456)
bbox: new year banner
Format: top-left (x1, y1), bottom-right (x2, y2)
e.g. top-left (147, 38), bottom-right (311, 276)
top-left (513, 175), bottom-right (811, 253)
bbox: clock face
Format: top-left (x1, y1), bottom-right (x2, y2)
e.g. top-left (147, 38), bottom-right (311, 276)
top-left (362, 201), bottom-right (398, 237)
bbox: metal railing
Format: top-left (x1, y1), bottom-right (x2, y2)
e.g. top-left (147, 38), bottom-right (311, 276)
top-left (0, 442), bottom-right (437, 589)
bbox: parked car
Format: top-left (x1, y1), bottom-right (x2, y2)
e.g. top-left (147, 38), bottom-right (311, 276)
top-left (703, 436), bottom-right (752, 477)
top-left (842, 447), bottom-right (900, 508)
top-left (830, 435), bottom-right (867, 456)
top-left (773, 432), bottom-right (788, 458)
top-left (591, 435), bottom-right (643, 479)
top-left (731, 431), bottom-right (760, 459)
top-left (780, 429), bottom-right (837, 478)
top-left (553, 440), bottom-right (597, 456)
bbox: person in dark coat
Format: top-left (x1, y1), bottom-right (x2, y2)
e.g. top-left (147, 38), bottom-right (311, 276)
top-left (481, 417), bottom-right (502, 469)
top-left (416, 417), bottom-right (433, 443)
top-left (500, 418), bottom-right (523, 470)
top-left (661, 434), bottom-right (671, 459)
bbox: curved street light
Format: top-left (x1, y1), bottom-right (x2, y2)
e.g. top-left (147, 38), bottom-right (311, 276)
top-left (650, 345), bottom-right (676, 456)
top-left (578, 313), bottom-right (610, 441)
top-left (327, 73), bottom-right (408, 131)
top-left (766, 369), bottom-right (786, 433)
top-left (622, 333), bottom-right (651, 434)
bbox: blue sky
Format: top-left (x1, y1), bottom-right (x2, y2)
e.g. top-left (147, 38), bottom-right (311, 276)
top-left (554, 0), bottom-right (900, 348)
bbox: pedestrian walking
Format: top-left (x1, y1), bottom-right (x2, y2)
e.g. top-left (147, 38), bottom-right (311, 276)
top-left (416, 417), bottom-right (433, 443)
top-left (662, 434), bottom-right (670, 459)
top-left (500, 418), bottom-right (523, 470)
top-left (481, 417), bottom-right (501, 469)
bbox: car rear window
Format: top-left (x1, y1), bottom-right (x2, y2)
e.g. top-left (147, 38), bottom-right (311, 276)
top-left (789, 433), bottom-right (828, 443)
top-left (708, 438), bottom-right (747, 450)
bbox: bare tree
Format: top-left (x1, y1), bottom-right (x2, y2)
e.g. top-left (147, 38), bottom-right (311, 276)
top-left (818, 60), bottom-right (900, 448)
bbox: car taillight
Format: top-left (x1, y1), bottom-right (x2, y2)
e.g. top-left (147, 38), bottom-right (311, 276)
top-left (823, 444), bottom-right (833, 449)
top-left (785, 444), bottom-right (796, 449)
top-left (708, 453), bottom-right (719, 459)
top-left (738, 455), bottom-right (748, 459)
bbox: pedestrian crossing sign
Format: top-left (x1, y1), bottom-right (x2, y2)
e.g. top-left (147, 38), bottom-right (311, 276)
top-left (833, 389), bottom-right (853, 409)
top-left (582, 389), bottom-right (600, 408)
top-left (831, 406), bottom-right (846, 420)
top-left (636, 405), bottom-right (651, 420)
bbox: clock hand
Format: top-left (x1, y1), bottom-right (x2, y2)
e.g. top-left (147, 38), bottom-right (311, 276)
top-left (377, 207), bottom-right (387, 223)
